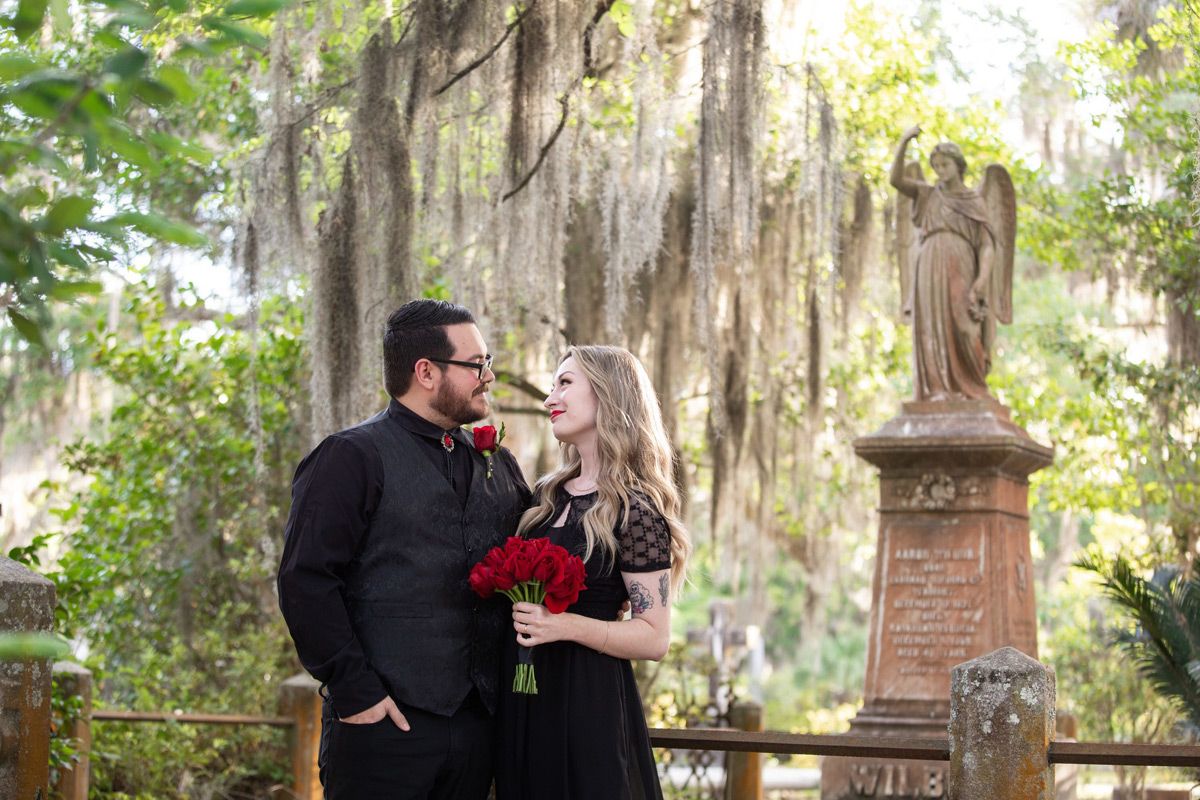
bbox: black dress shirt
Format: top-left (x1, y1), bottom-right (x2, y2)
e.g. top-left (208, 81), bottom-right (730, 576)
top-left (277, 398), bottom-right (520, 716)
top-left (391, 401), bottom-right (475, 507)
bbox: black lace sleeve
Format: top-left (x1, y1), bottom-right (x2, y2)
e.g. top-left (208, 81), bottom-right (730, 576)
top-left (617, 499), bottom-right (672, 572)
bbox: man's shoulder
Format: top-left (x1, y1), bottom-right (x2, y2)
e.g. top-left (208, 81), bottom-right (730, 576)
top-left (344, 406), bottom-right (391, 433)
top-left (319, 409), bottom-right (395, 456)
top-left (494, 445), bottom-right (525, 473)
top-left (493, 447), bottom-right (531, 499)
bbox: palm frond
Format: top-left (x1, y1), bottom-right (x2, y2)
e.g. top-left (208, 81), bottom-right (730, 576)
top-left (1077, 550), bottom-right (1200, 730)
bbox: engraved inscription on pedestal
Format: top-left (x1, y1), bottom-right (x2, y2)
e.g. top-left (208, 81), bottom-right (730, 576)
top-left (870, 523), bottom-right (987, 702)
top-left (820, 758), bottom-right (949, 799)
top-left (850, 763), bottom-right (946, 798)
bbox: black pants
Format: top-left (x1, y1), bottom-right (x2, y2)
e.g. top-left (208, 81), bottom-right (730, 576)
top-left (319, 693), bottom-right (494, 799)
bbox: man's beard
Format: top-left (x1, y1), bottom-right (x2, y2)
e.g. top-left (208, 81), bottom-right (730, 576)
top-left (431, 382), bottom-right (488, 426)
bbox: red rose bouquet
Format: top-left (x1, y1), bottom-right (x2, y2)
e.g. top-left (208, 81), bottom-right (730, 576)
top-left (469, 536), bottom-right (587, 693)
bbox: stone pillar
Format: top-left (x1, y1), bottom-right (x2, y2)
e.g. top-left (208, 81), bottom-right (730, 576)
top-left (726, 700), bottom-right (764, 800)
top-left (52, 661), bottom-right (93, 800)
top-left (278, 673), bottom-right (322, 800)
top-left (949, 647), bottom-right (1055, 800)
top-left (0, 556), bottom-right (56, 800)
top-left (821, 401), bottom-right (1053, 800)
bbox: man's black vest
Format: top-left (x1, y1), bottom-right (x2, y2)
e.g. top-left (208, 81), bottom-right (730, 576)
top-left (340, 410), bottom-right (526, 716)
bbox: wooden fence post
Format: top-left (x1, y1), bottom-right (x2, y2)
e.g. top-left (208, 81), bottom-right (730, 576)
top-left (726, 700), bottom-right (764, 800)
top-left (0, 555), bottom-right (56, 800)
top-left (278, 673), bottom-right (322, 800)
top-left (52, 661), bottom-right (92, 800)
top-left (950, 646), bottom-right (1055, 800)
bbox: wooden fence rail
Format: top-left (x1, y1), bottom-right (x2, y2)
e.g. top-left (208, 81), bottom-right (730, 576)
top-left (648, 729), bottom-right (1200, 768)
top-left (90, 710), bottom-right (294, 726)
top-left (49, 660), bottom-right (1200, 800)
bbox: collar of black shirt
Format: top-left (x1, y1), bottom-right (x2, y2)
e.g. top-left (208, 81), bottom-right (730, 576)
top-left (389, 398), bottom-right (474, 449)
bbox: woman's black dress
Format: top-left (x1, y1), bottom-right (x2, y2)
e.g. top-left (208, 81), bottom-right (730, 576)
top-left (494, 488), bottom-right (671, 800)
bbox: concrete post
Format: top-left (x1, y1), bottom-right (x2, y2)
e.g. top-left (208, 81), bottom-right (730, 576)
top-left (278, 673), bottom-right (322, 800)
top-left (52, 661), bottom-right (92, 800)
top-left (950, 646), bottom-right (1055, 800)
top-left (0, 555), bottom-right (56, 800)
top-left (726, 700), bottom-right (764, 800)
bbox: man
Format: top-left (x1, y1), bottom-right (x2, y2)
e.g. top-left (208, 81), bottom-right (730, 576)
top-left (278, 299), bottom-right (530, 799)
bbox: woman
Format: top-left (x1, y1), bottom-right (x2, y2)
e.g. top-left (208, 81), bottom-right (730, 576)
top-left (890, 125), bottom-right (999, 402)
top-left (495, 345), bottom-right (691, 800)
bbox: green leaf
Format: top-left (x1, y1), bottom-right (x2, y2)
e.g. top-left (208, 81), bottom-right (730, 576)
top-left (12, 67), bottom-right (79, 93)
top-left (0, 55), bottom-right (41, 80)
top-left (608, 0), bottom-right (635, 38)
top-left (155, 65), bottom-right (198, 103)
top-left (0, 633), bottom-right (70, 659)
top-left (222, 0), bottom-right (288, 17)
top-left (177, 38), bottom-right (218, 58)
top-left (82, 131), bottom-right (99, 173)
top-left (13, 185), bottom-right (49, 210)
top-left (105, 128), bottom-right (155, 170)
top-left (103, 46), bottom-right (150, 79)
top-left (7, 307), bottom-right (47, 349)
top-left (108, 211), bottom-right (207, 246)
top-left (201, 15), bottom-right (268, 48)
top-left (77, 243), bottom-right (115, 260)
top-left (133, 77), bottom-right (175, 106)
top-left (147, 131), bottom-right (208, 161)
top-left (93, 29), bottom-right (127, 49)
top-left (47, 243), bottom-right (88, 270)
top-left (44, 195), bottom-right (94, 232)
top-left (104, 9), bottom-right (156, 29)
top-left (46, 280), bottom-right (102, 300)
top-left (49, 0), bottom-right (69, 31)
top-left (9, 0), bottom-right (49, 40)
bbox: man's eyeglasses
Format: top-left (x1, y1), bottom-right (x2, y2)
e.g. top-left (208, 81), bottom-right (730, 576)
top-left (427, 354), bottom-right (494, 380)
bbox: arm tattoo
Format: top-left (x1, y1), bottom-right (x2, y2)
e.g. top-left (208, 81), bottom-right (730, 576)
top-left (659, 574), bottom-right (669, 605)
top-left (628, 581), bottom-right (654, 615)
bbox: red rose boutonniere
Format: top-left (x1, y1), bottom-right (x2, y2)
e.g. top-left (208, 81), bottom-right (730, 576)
top-left (472, 422), bottom-right (506, 478)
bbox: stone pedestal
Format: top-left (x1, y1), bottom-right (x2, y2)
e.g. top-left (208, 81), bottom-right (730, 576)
top-left (821, 401), bottom-right (1053, 800)
top-left (0, 556), bottom-right (57, 800)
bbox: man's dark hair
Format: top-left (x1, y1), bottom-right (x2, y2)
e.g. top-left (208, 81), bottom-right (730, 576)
top-left (383, 300), bottom-right (477, 397)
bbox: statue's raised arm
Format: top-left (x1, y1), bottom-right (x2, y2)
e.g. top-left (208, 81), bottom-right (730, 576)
top-left (888, 129), bottom-right (1016, 403)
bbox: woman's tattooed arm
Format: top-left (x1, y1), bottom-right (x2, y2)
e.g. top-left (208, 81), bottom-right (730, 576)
top-left (629, 581), bottom-right (654, 615)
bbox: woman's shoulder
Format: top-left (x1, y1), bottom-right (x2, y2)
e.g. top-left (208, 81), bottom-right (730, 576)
top-left (620, 492), bottom-right (670, 534)
top-left (616, 492), bottom-right (673, 571)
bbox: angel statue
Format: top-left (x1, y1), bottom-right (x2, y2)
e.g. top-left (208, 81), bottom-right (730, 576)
top-left (890, 125), bottom-right (1015, 402)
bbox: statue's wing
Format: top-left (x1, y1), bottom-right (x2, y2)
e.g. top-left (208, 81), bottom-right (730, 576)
top-left (895, 160), bottom-right (924, 324)
top-left (980, 163), bottom-right (1016, 324)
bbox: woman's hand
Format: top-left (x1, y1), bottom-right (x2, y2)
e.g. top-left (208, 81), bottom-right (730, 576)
top-left (902, 124), bottom-right (922, 141)
top-left (512, 602), bottom-right (569, 647)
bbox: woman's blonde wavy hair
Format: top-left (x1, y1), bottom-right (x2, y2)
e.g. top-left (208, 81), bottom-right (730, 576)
top-left (516, 345), bottom-right (691, 597)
